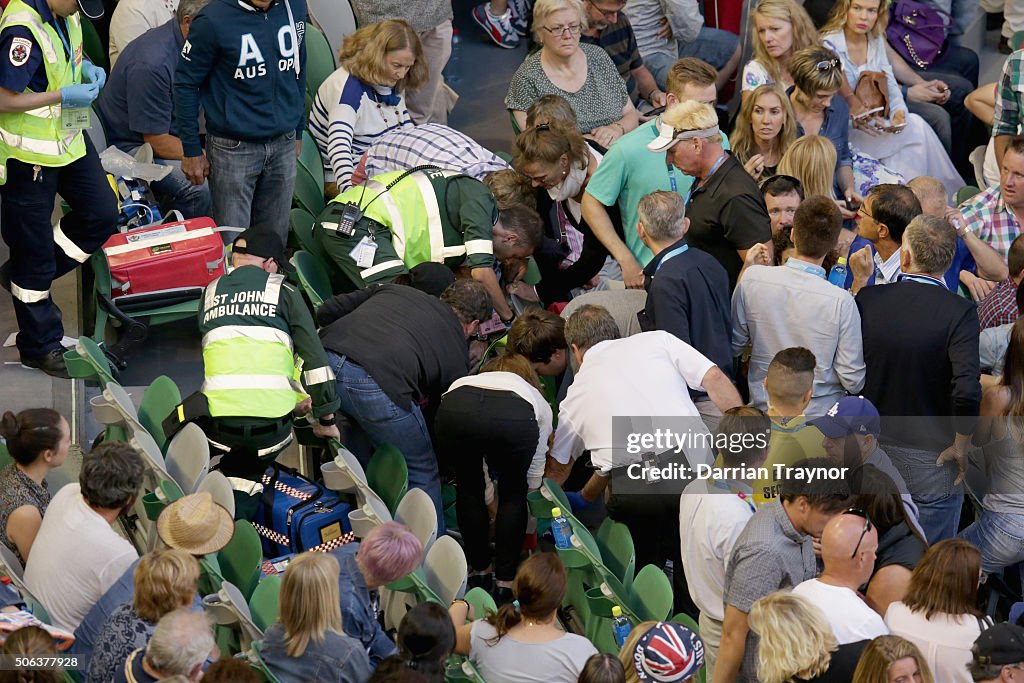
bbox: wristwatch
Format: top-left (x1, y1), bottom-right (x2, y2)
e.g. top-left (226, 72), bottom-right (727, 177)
top-left (318, 415), bottom-right (336, 427)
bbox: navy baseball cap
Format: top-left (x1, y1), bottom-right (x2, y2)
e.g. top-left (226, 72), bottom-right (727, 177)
top-left (974, 623), bottom-right (1024, 666)
top-left (809, 396), bottom-right (881, 439)
top-left (233, 229), bottom-right (294, 273)
top-left (77, 0), bottom-right (104, 20)
top-left (633, 622), bottom-right (705, 682)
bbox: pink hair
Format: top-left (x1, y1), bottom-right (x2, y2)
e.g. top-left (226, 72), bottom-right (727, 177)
top-left (359, 521), bottom-right (423, 584)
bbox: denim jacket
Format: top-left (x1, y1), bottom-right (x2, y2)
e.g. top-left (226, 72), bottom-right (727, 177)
top-left (330, 544), bottom-right (398, 666)
top-left (261, 623), bottom-right (372, 683)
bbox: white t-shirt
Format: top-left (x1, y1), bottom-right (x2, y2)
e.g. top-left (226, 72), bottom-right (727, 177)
top-left (24, 484), bottom-right (138, 631)
top-left (792, 579), bottom-right (889, 644)
top-left (678, 478), bottom-right (756, 622)
top-left (469, 620), bottom-right (597, 683)
top-left (445, 372), bottom-right (553, 489)
top-left (551, 331), bottom-right (716, 471)
top-left (885, 601), bottom-right (981, 683)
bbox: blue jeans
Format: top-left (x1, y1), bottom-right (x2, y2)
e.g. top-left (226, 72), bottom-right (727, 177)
top-left (327, 351), bottom-right (445, 534)
top-left (207, 131), bottom-right (296, 246)
top-left (960, 510), bottom-right (1024, 574)
top-left (646, 26), bottom-right (739, 89)
top-left (886, 444), bottom-right (964, 543)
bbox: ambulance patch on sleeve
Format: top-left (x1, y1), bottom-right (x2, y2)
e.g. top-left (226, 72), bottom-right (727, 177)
top-left (9, 37), bottom-right (31, 66)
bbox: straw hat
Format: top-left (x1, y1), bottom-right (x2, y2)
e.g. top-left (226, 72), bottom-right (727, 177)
top-left (157, 492), bottom-right (235, 556)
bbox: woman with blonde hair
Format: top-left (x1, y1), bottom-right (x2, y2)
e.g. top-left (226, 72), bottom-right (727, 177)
top-left (820, 0), bottom-right (963, 197)
top-left (616, 621), bottom-right (657, 683)
top-left (749, 592), bottom-right (867, 683)
top-left (884, 539), bottom-right (988, 683)
top-left (742, 0), bottom-right (819, 98)
top-left (851, 636), bottom-right (935, 683)
top-left (450, 553), bottom-right (596, 682)
top-left (505, 0), bottom-right (638, 147)
top-left (732, 84), bottom-right (798, 183)
top-left (309, 20), bottom-right (426, 193)
top-left (435, 354), bottom-right (553, 600)
top-left (86, 549), bottom-right (200, 683)
top-left (513, 121), bottom-right (615, 302)
top-left (262, 552), bottom-right (371, 683)
top-left (777, 135), bottom-right (836, 200)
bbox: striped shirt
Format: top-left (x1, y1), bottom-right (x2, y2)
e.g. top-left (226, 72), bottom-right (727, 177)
top-left (309, 67), bottom-right (413, 190)
top-left (361, 123), bottom-right (509, 181)
top-left (959, 184), bottom-right (1024, 261)
top-left (580, 14), bottom-right (644, 100)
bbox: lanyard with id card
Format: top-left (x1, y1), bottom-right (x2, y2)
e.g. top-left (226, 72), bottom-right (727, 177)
top-left (55, 19), bottom-right (90, 132)
top-left (349, 235), bottom-right (377, 268)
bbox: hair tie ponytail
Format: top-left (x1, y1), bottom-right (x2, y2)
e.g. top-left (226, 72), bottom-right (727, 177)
top-left (512, 599), bottom-right (521, 613)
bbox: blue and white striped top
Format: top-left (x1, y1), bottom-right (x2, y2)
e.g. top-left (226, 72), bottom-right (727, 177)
top-left (308, 66), bottom-right (413, 190)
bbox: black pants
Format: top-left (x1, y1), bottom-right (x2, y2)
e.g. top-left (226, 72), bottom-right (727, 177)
top-left (607, 489), bottom-right (699, 619)
top-left (202, 415), bottom-right (293, 521)
top-left (435, 386), bottom-right (539, 581)
top-left (1, 135), bottom-right (118, 358)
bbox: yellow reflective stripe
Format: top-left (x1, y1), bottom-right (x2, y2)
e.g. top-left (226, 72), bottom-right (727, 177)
top-left (11, 283), bottom-right (48, 302)
top-left (53, 222), bottom-right (90, 263)
top-left (263, 274), bottom-right (284, 305)
top-left (0, 126), bottom-right (64, 155)
top-left (202, 325), bottom-right (293, 350)
top-left (0, 11), bottom-right (57, 62)
top-left (360, 259), bottom-right (405, 279)
top-left (464, 239), bottom-right (494, 256)
top-left (203, 374), bottom-right (295, 392)
top-left (302, 366), bottom-right (334, 385)
top-left (412, 172), bottom-right (445, 263)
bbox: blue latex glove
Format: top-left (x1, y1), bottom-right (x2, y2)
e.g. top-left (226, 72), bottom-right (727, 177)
top-left (60, 81), bottom-right (100, 108)
top-left (565, 491), bottom-right (593, 514)
top-left (81, 61), bottom-right (106, 90)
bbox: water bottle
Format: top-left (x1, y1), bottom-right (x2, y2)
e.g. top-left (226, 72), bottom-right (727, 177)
top-left (443, 28), bottom-right (461, 86)
top-left (612, 605), bottom-right (631, 647)
top-left (550, 507), bottom-right (573, 549)
top-left (828, 256), bottom-right (849, 289)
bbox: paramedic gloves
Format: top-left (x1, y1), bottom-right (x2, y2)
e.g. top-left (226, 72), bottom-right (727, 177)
top-left (81, 61), bottom-right (107, 90)
top-left (60, 82), bottom-right (100, 109)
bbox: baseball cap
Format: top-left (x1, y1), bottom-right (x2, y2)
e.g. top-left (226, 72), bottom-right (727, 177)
top-left (646, 119), bottom-right (721, 153)
top-left (633, 622), bottom-right (705, 682)
top-left (408, 262), bottom-right (455, 297)
top-left (233, 229), bottom-right (294, 273)
top-left (808, 396), bottom-right (881, 439)
top-left (77, 0), bottom-right (104, 20)
top-left (973, 623), bottom-right (1024, 666)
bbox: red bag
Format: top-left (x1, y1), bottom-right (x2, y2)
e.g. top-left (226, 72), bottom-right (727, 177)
top-left (102, 217), bottom-right (226, 301)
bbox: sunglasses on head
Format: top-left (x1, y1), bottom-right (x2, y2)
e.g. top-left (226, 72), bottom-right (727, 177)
top-left (843, 507), bottom-right (873, 559)
top-left (815, 58), bottom-right (841, 72)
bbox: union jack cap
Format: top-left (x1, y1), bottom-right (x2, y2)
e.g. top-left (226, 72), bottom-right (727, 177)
top-left (633, 622), bottom-right (705, 682)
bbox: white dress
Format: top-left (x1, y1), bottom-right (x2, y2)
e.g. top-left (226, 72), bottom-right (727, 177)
top-left (822, 31), bottom-right (963, 200)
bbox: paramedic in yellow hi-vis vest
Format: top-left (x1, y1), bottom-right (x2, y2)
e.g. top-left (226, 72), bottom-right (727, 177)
top-left (194, 229), bottom-right (340, 491)
top-left (0, 0), bottom-right (115, 378)
top-left (314, 165), bottom-right (543, 324)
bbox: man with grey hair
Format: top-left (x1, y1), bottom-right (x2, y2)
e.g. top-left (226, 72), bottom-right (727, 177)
top-left (97, 0), bottom-right (212, 219)
top-left (970, 623), bottom-right (1024, 683)
top-left (637, 190), bottom-right (732, 429)
top-left (549, 303), bottom-right (742, 612)
top-left (857, 214), bottom-right (981, 543)
top-left (648, 100), bottom-right (771, 290)
top-left (25, 442), bottom-right (144, 632)
top-left (116, 608), bottom-right (215, 681)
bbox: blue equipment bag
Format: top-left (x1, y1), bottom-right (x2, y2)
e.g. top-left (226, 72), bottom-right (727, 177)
top-left (254, 465), bottom-right (354, 557)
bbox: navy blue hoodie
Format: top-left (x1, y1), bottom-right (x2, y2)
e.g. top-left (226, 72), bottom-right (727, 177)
top-left (173, 0), bottom-right (307, 157)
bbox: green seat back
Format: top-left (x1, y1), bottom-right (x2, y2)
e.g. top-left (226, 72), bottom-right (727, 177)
top-left (299, 130), bottom-right (325, 182)
top-left (304, 24), bottom-right (336, 103)
top-left (463, 586), bottom-right (496, 621)
top-left (138, 375), bottom-right (181, 454)
top-left (293, 165), bottom-right (326, 215)
top-left (0, 442), bottom-right (12, 471)
top-left (956, 185), bottom-right (981, 205)
top-left (631, 564), bottom-right (674, 622)
top-left (219, 520), bottom-right (263, 601)
top-left (290, 250), bottom-right (333, 309)
top-left (64, 336), bottom-right (116, 385)
top-left (249, 574), bottom-right (282, 632)
top-left (595, 519), bottom-right (635, 593)
top-left (367, 443), bottom-right (408, 515)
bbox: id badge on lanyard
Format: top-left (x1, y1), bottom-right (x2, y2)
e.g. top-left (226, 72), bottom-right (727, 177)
top-left (55, 19), bottom-right (89, 132)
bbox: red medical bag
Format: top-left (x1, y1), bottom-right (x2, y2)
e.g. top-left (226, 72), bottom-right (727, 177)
top-left (101, 217), bottom-right (226, 302)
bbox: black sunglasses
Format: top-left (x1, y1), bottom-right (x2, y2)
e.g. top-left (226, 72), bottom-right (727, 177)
top-left (843, 507), bottom-right (874, 559)
top-left (815, 58), bottom-right (841, 71)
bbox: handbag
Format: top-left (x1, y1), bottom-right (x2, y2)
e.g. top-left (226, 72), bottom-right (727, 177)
top-left (854, 71), bottom-right (891, 119)
top-left (886, 0), bottom-right (950, 69)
